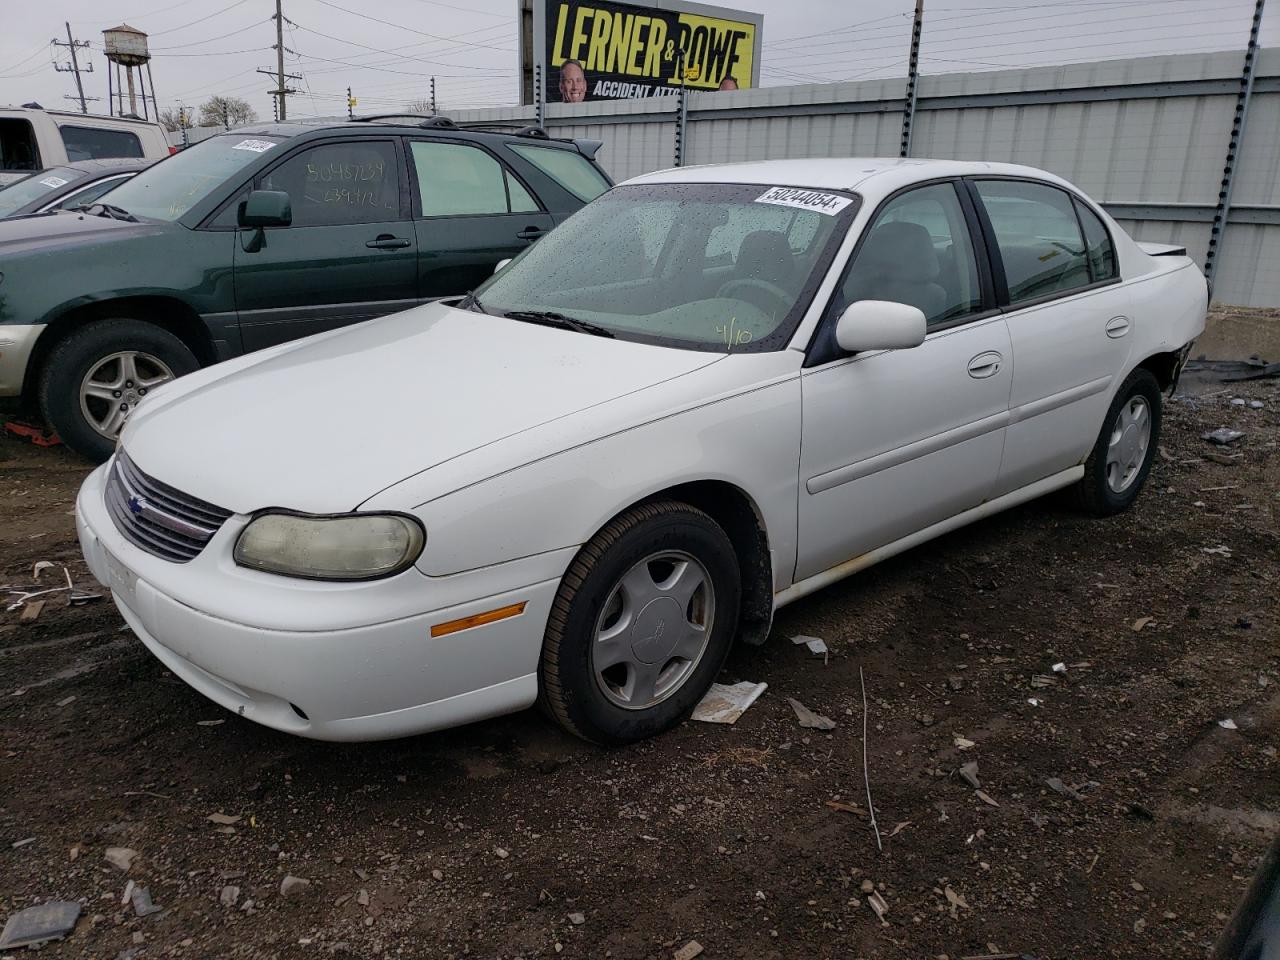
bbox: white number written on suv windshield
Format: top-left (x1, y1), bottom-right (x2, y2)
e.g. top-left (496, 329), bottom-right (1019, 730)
top-left (101, 135), bottom-right (282, 222)
top-left (476, 182), bottom-right (858, 352)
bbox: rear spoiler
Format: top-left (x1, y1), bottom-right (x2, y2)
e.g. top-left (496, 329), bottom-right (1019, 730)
top-left (573, 138), bottom-right (603, 160)
top-left (1137, 241), bottom-right (1188, 258)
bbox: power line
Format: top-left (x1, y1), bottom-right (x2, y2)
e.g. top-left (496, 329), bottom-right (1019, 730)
top-left (0, 42), bottom-right (52, 74)
top-left (289, 20), bottom-right (513, 70)
top-left (151, 19), bottom-right (271, 50)
top-left (149, 0), bottom-right (255, 37)
top-left (304, 0), bottom-right (515, 52)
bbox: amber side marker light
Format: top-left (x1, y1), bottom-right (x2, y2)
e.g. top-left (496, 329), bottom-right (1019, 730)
top-left (430, 602), bottom-right (527, 638)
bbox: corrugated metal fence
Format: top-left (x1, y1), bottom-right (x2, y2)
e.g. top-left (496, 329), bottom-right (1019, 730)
top-left (454, 48), bottom-right (1280, 308)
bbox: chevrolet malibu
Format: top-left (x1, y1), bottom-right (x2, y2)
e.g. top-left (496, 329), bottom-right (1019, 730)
top-left (75, 158), bottom-right (1206, 745)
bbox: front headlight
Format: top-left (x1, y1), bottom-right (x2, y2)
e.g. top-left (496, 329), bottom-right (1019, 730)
top-left (234, 512), bottom-right (425, 581)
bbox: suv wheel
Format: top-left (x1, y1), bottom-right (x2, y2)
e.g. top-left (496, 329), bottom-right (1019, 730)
top-left (39, 319), bottom-right (199, 462)
top-left (538, 501), bottom-right (741, 746)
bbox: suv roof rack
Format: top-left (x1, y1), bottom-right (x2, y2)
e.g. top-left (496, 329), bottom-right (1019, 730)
top-left (455, 122), bottom-right (551, 140)
top-left (349, 113), bottom-right (458, 129)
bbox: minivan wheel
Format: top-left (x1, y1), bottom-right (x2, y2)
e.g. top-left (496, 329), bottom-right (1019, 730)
top-left (538, 501), bottom-right (741, 746)
top-left (39, 319), bottom-right (199, 462)
top-left (1075, 367), bottom-right (1163, 516)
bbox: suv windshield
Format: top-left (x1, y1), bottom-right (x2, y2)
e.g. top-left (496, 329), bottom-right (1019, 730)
top-left (0, 167), bottom-right (89, 217)
top-left (101, 134), bottom-right (283, 222)
top-left (475, 182), bottom-right (858, 352)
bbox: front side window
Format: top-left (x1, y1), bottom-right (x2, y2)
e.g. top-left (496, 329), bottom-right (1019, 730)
top-left (102, 134), bottom-right (283, 222)
top-left (59, 126), bottom-right (144, 162)
top-left (262, 140), bottom-right (402, 227)
top-left (839, 182), bottom-right (982, 328)
top-left (1074, 198), bottom-right (1117, 282)
top-left (508, 143), bottom-right (610, 202)
top-left (974, 180), bottom-right (1091, 304)
top-left (475, 182), bottom-right (858, 352)
top-left (0, 166), bottom-right (89, 217)
top-left (410, 141), bottom-right (534, 217)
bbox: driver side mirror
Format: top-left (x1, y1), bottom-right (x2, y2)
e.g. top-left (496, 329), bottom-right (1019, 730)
top-left (238, 189), bottom-right (291, 253)
top-left (835, 300), bottom-right (927, 353)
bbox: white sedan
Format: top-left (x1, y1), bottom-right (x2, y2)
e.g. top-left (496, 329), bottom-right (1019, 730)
top-left (75, 158), bottom-right (1206, 745)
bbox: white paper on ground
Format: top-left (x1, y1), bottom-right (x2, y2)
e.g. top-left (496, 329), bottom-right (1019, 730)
top-left (692, 680), bottom-right (768, 724)
top-left (791, 634), bottom-right (828, 655)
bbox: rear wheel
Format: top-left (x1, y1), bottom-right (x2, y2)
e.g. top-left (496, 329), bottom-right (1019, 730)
top-left (39, 319), bottom-right (199, 462)
top-left (538, 501), bottom-right (741, 746)
top-left (1074, 367), bottom-right (1162, 516)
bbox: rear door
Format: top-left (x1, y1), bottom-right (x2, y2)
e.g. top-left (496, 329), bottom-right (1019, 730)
top-left (232, 136), bottom-right (418, 351)
top-left (967, 178), bottom-right (1131, 495)
top-left (406, 138), bottom-right (554, 299)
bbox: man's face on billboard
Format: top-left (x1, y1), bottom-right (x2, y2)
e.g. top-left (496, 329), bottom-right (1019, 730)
top-left (560, 62), bottom-right (586, 102)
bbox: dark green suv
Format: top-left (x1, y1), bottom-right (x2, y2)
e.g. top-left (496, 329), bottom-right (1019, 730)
top-left (0, 116), bottom-right (612, 460)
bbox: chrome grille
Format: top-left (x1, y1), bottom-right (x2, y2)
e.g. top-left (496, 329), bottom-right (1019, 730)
top-left (105, 452), bottom-right (232, 563)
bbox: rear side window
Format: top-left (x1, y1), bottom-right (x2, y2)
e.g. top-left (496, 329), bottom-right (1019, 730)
top-left (509, 143), bottom-right (609, 202)
top-left (410, 141), bottom-right (534, 217)
top-left (974, 180), bottom-right (1090, 305)
top-left (1073, 198), bottom-right (1117, 282)
top-left (60, 125), bottom-right (144, 162)
top-left (0, 118), bottom-right (41, 172)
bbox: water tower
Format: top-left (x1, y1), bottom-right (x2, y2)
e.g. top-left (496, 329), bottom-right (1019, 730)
top-left (102, 24), bottom-right (158, 120)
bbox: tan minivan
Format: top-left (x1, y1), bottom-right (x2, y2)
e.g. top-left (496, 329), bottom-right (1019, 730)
top-left (0, 105), bottom-right (171, 187)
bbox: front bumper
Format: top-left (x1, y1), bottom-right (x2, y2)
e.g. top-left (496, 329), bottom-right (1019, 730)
top-left (0, 324), bottom-right (45, 397)
top-left (75, 462), bottom-right (565, 741)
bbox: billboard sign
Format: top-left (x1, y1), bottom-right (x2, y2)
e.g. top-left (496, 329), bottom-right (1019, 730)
top-left (523, 0), bottom-right (762, 104)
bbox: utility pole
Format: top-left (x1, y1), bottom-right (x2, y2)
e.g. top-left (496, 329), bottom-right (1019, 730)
top-left (257, 0), bottom-right (299, 121)
top-left (430, 76), bottom-right (436, 114)
top-left (899, 0), bottom-right (924, 157)
top-left (347, 86), bottom-right (355, 119)
top-left (54, 22), bottom-right (95, 114)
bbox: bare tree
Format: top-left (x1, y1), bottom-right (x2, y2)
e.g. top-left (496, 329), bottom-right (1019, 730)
top-left (200, 96), bottom-right (258, 130)
top-left (157, 107), bottom-right (184, 132)
top-left (405, 98), bottom-right (439, 115)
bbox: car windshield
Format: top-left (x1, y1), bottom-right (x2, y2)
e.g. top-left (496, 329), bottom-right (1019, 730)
top-left (0, 167), bottom-right (89, 217)
top-left (100, 134), bottom-right (283, 222)
top-left (475, 182), bottom-right (859, 352)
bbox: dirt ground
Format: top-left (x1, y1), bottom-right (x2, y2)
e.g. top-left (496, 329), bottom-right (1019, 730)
top-left (1, 350), bottom-right (1277, 959)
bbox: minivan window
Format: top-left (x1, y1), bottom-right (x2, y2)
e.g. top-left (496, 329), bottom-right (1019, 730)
top-left (509, 143), bottom-right (610, 202)
top-left (60, 125), bottom-right (144, 162)
top-left (0, 118), bottom-right (40, 172)
top-left (0, 167), bottom-right (89, 217)
top-left (102, 134), bottom-right (282, 222)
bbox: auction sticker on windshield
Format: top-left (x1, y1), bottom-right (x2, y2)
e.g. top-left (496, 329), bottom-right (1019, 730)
top-left (39, 175), bottom-right (69, 188)
top-left (232, 139), bottom-right (275, 153)
top-left (755, 186), bottom-right (852, 215)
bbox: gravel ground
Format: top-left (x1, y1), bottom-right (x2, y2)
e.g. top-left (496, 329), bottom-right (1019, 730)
top-left (1, 361), bottom-right (1276, 960)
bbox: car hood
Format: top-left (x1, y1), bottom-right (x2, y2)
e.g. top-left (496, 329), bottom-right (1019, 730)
top-left (0, 209), bottom-right (165, 253)
top-left (123, 303), bottom-right (725, 514)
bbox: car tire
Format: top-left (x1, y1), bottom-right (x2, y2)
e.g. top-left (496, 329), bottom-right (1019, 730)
top-left (538, 501), bottom-right (742, 746)
top-left (39, 319), bottom-right (199, 463)
top-left (1074, 367), bottom-right (1163, 517)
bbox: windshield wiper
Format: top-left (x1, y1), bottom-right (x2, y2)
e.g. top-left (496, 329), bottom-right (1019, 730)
top-left (80, 202), bottom-right (137, 223)
top-left (461, 291), bottom-right (487, 314)
top-left (504, 310), bottom-right (615, 338)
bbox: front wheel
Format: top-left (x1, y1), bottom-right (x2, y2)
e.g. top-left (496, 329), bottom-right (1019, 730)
top-left (538, 501), bottom-right (742, 746)
top-left (1074, 367), bottom-right (1163, 516)
top-left (38, 319), bottom-right (199, 462)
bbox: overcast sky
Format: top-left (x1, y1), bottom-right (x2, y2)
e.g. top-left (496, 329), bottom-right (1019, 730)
top-left (2, 0), bottom-right (1274, 123)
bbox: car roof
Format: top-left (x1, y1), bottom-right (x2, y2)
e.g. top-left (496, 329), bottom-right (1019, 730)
top-left (626, 157), bottom-right (1078, 199)
top-left (59, 157), bottom-right (156, 174)
top-left (218, 116), bottom-right (586, 151)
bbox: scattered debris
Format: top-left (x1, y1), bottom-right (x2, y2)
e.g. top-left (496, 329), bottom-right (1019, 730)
top-left (567, 912), bottom-right (585, 925)
top-left (947, 675), bottom-right (965, 691)
top-left (0, 901), bottom-right (81, 950)
top-left (131, 887), bottom-right (162, 918)
top-left (975, 790), bottom-right (1000, 808)
top-left (954, 735), bottom-right (976, 750)
top-left (56, 695), bottom-right (76, 708)
top-left (19, 600), bottom-right (44, 622)
top-left (824, 800), bottom-right (864, 816)
top-left (867, 889), bottom-right (890, 924)
top-left (673, 941), bottom-right (704, 960)
top-left (1202, 428), bottom-right (1245, 445)
top-left (791, 634), bottom-right (829, 658)
top-left (121, 880), bottom-right (135, 906)
top-left (958, 762), bottom-right (981, 790)
top-left (945, 885), bottom-right (970, 917)
top-left (494, 847), bottom-right (510, 859)
top-left (104, 847), bottom-right (137, 872)
top-left (1027, 698), bottom-right (1042, 708)
top-left (431, 869), bottom-right (444, 881)
top-left (1051, 662), bottom-right (1067, 674)
top-left (1046, 778), bottom-right (1087, 801)
top-left (1131, 616), bottom-right (1154, 632)
top-left (32, 561), bottom-right (56, 579)
top-left (1249, 399), bottom-right (1264, 409)
top-left (1219, 718), bottom-right (1238, 730)
top-left (859, 668), bottom-right (882, 853)
top-left (219, 886), bottom-right (240, 907)
top-left (11, 837), bottom-right (36, 849)
top-left (691, 680), bottom-right (767, 724)
top-left (787, 697), bottom-right (836, 731)
top-left (207, 812), bottom-right (241, 825)
top-left (196, 719), bottom-right (225, 727)
top-left (279, 875), bottom-right (311, 898)
top-left (887, 821), bottom-right (912, 838)
top-left (1202, 545), bottom-right (1233, 557)
top-left (1029, 674), bottom-right (1056, 688)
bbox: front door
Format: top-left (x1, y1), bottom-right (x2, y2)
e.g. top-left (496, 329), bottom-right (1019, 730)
top-left (405, 139), bottom-right (555, 299)
top-left (233, 137), bottom-right (418, 351)
top-left (796, 181), bottom-right (1011, 581)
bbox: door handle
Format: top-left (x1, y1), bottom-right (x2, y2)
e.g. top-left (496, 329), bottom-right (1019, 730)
top-left (967, 351), bottom-right (1003, 379)
top-left (516, 226), bottom-right (545, 241)
top-left (1105, 316), bottom-right (1131, 338)
top-left (366, 235), bottom-right (411, 249)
